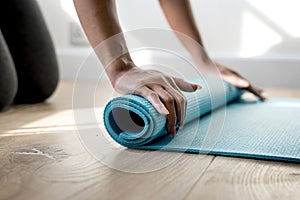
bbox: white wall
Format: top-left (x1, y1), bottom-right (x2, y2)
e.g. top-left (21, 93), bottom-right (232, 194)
top-left (37, 0), bottom-right (300, 87)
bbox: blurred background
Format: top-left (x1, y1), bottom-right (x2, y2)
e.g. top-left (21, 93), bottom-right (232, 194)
top-left (37, 0), bottom-right (300, 88)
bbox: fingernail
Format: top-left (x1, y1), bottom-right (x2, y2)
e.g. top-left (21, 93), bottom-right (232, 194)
top-left (196, 85), bottom-right (202, 90)
top-left (259, 93), bottom-right (267, 101)
top-left (261, 92), bottom-right (268, 98)
top-left (260, 97), bottom-right (266, 101)
top-left (160, 106), bottom-right (169, 115)
top-left (170, 126), bottom-right (176, 138)
top-left (238, 80), bottom-right (249, 87)
top-left (179, 121), bottom-right (184, 129)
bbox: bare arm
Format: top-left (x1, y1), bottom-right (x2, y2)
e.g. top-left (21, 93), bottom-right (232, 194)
top-left (74, 0), bottom-right (201, 137)
top-left (159, 0), bottom-right (265, 100)
top-left (159, 0), bottom-right (207, 64)
top-left (73, 0), bottom-right (133, 85)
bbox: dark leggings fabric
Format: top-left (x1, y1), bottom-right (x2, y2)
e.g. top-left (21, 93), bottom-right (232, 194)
top-left (0, 0), bottom-right (59, 111)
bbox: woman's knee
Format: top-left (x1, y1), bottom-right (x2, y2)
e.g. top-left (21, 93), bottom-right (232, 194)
top-left (0, 33), bottom-right (18, 111)
top-left (14, 66), bottom-right (59, 104)
top-left (1, 0), bottom-right (60, 104)
top-left (0, 78), bottom-right (17, 111)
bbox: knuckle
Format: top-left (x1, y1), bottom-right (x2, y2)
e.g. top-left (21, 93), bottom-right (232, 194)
top-left (177, 95), bottom-right (186, 104)
top-left (171, 91), bottom-right (185, 103)
top-left (165, 96), bottom-right (175, 104)
top-left (138, 80), bottom-right (147, 86)
top-left (176, 78), bottom-right (184, 82)
top-left (148, 92), bottom-right (158, 99)
top-left (142, 90), bottom-right (152, 96)
top-left (133, 87), bottom-right (143, 95)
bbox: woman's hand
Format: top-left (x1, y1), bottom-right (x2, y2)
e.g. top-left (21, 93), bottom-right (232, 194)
top-left (110, 62), bottom-right (201, 137)
top-left (215, 62), bottom-right (266, 101)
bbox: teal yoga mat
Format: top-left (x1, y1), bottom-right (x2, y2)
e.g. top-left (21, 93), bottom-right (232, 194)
top-left (103, 80), bottom-right (300, 162)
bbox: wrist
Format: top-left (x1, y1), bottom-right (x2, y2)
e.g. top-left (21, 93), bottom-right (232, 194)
top-left (191, 48), bottom-right (210, 64)
top-left (106, 55), bottom-right (136, 87)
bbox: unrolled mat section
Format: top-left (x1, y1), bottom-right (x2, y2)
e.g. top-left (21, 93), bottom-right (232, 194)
top-left (103, 79), bottom-right (300, 162)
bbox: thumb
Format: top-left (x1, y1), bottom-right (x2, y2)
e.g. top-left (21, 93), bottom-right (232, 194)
top-left (234, 78), bottom-right (250, 88)
top-left (173, 78), bottom-right (202, 92)
top-left (222, 74), bottom-right (250, 88)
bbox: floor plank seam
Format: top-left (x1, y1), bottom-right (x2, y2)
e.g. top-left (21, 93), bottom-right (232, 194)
top-left (182, 156), bottom-right (216, 200)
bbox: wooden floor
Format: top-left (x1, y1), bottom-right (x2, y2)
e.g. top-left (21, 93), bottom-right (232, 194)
top-left (0, 81), bottom-right (299, 200)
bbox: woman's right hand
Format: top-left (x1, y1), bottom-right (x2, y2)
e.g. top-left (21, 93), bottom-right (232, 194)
top-left (108, 61), bottom-right (201, 138)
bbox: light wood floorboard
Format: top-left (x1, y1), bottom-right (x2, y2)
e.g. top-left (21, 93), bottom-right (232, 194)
top-left (0, 81), bottom-right (299, 200)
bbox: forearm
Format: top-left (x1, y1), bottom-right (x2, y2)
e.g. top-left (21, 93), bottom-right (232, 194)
top-left (159, 0), bottom-right (209, 64)
top-left (73, 0), bottom-right (134, 86)
top-left (160, 0), bottom-right (265, 100)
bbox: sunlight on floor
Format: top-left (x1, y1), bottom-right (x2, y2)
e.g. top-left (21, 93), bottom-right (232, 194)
top-left (3, 107), bottom-right (105, 136)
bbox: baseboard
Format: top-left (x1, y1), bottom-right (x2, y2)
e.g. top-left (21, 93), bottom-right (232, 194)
top-left (57, 48), bottom-right (300, 88)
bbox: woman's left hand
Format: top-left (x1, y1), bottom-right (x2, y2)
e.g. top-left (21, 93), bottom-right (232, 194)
top-left (215, 62), bottom-right (266, 101)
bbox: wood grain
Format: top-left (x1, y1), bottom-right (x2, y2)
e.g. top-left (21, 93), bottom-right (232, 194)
top-left (0, 129), bottom-right (214, 200)
top-left (0, 81), bottom-right (299, 200)
top-left (186, 157), bottom-right (300, 200)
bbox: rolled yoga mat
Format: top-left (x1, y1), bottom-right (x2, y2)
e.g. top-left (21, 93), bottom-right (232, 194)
top-left (103, 79), bottom-right (300, 162)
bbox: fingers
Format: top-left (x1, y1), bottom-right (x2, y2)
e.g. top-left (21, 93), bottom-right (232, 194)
top-left (135, 86), bottom-right (169, 115)
top-left (173, 78), bottom-right (202, 92)
top-left (223, 73), bottom-right (250, 88)
top-left (236, 79), bottom-right (250, 88)
top-left (164, 87), bottom-right (187, 129)
top-left (135, 86), bottom-right (178, 137)
top-left (246, 85), bottom-right (267, 101)
top-left (230, 72), bottom-right (267, 101)
top-left (250, 85), bottom-right (263, 93)
top-left (134, 76), bottom-right (199, 138)
top-left (226, 73), bottom-right (266, 101)
top-left (222, 68), bottom-right (266, 101)
top-left (150, 85), bottom-right (178, 138)
top-left (219, 66), bottom-right (250, 89)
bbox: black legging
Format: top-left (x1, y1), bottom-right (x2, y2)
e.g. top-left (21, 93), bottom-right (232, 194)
top-left (0, 0), bottom-right (59, 111)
